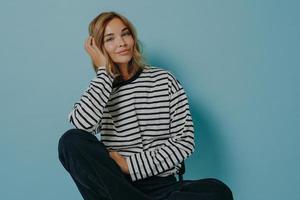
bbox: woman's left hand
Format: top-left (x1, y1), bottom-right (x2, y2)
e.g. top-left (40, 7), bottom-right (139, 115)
top-left (108, 151), bottom-right (129, 174)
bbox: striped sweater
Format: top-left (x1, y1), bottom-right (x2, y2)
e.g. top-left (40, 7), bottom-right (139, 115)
top-left (68, 65), bottom-right (195, 181)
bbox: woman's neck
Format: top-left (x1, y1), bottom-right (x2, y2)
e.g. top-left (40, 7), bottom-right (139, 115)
top-left (118, 63), bottom-right (132, 80)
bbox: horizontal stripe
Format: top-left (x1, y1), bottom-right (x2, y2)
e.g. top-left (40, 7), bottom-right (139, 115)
top-left (68, 65), bottom-right (195, 181)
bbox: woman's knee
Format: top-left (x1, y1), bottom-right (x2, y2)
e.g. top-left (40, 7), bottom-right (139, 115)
top-left (58, 128), bottom-right (108, 152)
top-left (204, 178), bottom-right (233, 199)
top-left (59, 129), bottom-right (83, 150)
top-left (58, 129), bottom-right (113, 170)
top-left (58, 128), bottom-right (103, 152)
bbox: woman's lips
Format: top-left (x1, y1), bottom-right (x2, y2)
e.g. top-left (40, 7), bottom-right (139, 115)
top-left (117, 49), bottom-right (130, 55)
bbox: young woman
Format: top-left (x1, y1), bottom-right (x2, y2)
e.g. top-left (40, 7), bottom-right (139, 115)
top-left (58, 11), bottom-right (233, 200)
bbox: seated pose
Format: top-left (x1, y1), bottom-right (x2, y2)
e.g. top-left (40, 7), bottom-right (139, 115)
top-left (58, 11), bottom-right (233, 200)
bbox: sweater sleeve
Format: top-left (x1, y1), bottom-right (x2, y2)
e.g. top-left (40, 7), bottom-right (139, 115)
top-left (67, 66), bottom-right (114, 133)
top-left (125, 73), bottom-right (195, 181)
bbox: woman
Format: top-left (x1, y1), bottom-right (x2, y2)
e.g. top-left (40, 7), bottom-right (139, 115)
top-left (58, 11), bottom-right (233, 200)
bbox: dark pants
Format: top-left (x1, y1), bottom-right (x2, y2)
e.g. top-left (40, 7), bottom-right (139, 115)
top-left (58, 129), bottom-right (233, 200)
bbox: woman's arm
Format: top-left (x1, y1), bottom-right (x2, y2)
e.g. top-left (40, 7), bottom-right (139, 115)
top-left (126, 74), bottom-right (195, 181)
top-left (68, 36), bottom-right (112, 133)
top-left (68, 66), bottom-right (113, 133)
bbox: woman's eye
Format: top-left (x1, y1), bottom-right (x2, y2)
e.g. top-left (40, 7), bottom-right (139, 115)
top-left (105, 38), bottom-right (113, 42)
top-left (122, 32), bottom-right (131, 36)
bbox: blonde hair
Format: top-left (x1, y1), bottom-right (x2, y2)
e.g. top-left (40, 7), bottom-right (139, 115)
top-left (88, 11), bottom-right (145, 78)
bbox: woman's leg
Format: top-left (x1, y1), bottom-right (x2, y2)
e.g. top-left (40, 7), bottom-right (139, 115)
top-left (58, 128), bottom-right (152, 200)
top-left (131, 175), bottom-right (180, 200)
top-left (167, 178), bottom-right (233, 200)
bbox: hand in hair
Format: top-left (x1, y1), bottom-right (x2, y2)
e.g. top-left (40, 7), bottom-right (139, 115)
top-left (84, 36), bottom-right (107, 69)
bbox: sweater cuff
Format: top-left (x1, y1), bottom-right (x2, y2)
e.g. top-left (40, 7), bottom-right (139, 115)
top-left (96, 66), bottom-right (114, 82)
top-left (96, 65), bottom-right (107, 75)
top-left (126, 156), bottom-right (138, 182)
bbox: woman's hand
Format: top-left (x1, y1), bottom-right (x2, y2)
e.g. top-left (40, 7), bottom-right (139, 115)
top-left (84, 36), bottom-right (107, 68)
top-left (108, 151), bottom-right (129, 174)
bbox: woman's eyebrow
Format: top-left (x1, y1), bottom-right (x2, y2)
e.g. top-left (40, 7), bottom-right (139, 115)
top-left (104, 27), bottom-right (129, 38)
top-left (104, 33), bottom-right (113, 38)
top-left (121, 27), bottom-right (129, 32)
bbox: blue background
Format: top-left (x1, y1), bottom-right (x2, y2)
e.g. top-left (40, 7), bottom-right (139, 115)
top-left (1, 0), bottom-right (299, 199)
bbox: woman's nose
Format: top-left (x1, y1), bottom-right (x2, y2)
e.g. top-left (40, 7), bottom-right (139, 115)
top-left (117, 36), bottom-right (126, 47)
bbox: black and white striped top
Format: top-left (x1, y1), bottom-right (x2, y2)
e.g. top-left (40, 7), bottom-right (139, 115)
top-left (68, 65), bottom-right (195, 181)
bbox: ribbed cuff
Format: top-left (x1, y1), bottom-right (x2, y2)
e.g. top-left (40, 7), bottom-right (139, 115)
top-left (96, 65), bottom-right (106, 75)
top-left (126, 156), bottom-right (137, 182)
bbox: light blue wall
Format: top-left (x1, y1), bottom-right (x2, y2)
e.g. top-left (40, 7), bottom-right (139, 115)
top-left (1, 0), bottom-right (299, 199)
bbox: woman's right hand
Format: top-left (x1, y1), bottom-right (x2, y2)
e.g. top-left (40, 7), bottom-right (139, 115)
top-left (84, 36), bottom-right (107, 68)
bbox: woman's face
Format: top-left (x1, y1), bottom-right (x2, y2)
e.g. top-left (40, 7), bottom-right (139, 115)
top-left (103, 17), bottom-right (134, 66)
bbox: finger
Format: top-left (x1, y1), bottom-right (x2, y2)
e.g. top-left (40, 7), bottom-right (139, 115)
top-left (85, 36), bottom-right (93, 47)
top-left (85, 38), bottom-right (96, 54)
top-left (84, 37), bottom-right (91, 50)
top-left (84, 36), bottom-right (91, 45)
top-left (85, 46), bottom-right (96, 56)
top-left (91, 37), bottom-right (100, 51)
top-left (89, 37), bottom-right (104, 57)
top-left (84, 36), bottom-right (93, 49)
top-left (91, 37), bottom-right (97, 47)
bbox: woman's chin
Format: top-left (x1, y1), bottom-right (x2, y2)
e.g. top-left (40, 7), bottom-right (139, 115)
top-left (114, 58), bottom-right (133, 65)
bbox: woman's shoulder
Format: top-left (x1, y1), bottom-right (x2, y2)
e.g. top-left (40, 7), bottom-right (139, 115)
top-left (142, 65), bottom-right (176, 77)
top-left (142, 65), bottom-right (182, 90)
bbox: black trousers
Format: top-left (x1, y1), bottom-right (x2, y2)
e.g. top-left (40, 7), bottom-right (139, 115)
top-left (58, 129), bottom-right (233, 200)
